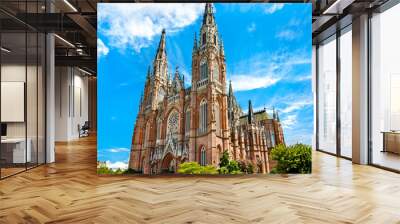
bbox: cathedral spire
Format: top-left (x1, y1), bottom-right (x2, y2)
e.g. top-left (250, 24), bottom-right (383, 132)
top-left (146, 66), bottom-right (151, 80)
top-left (276, 110), bottom-right (280, 122)
top-left (193, 32), bottom-right (198, 52)
top-left (174, 66), bottom-right (180, 79)
top-left (228, 80), bottom-right (233, 97)
top-left (248, 100), bottom-right (254, 124)
top-left (139, 92), bottom-right (143, 110)
top-left (153, 29), bottom-right (168, 81)
top-left (220, 39), bottom-right (225, 57)
top-left (155, 29), bottom-right (166, 60)
top-left (203, 3), bottom-right (215, 25)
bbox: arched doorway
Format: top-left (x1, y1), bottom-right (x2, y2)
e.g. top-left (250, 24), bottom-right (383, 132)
top-left (161, 153), bottom-right (175, 173)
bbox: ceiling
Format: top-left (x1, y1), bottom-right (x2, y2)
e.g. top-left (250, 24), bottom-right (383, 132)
top-left (0, 0), bottom-right (395, 75)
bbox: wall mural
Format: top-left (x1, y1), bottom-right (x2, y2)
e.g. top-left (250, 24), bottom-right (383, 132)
top-left (97, 3), bottom-right (313, 175)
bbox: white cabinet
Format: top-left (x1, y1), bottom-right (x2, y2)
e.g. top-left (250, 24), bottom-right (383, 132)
top-left (1, 138), bottom-right (32, 163)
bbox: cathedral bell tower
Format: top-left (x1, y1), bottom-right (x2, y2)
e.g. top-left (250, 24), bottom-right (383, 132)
top-left (151, 29), bottom-right (168, 110)
top-left (190, 3), bottom-right (230, 166)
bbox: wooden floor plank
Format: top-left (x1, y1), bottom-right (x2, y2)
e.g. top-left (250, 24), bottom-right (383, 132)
top-left (0, 135), bottom-right (400, 223)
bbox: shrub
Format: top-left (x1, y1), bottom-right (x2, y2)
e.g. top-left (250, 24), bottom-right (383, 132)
top-left (238, 160), bottom-right (248, 173)
top-left (123, 168), bottom-right (142, 174)
top-left (219, 150), bottom-right (230, 168)
top-left (177, 162), bottom-right (218, 175)
top-left (247, 163), bottom-right (254, 174)
top-left (270, 143), bottom-right (312, 174)
top-left (227, 160), bottom-right (240, 173)
top-left (230, 170), bottom-right (243, 175)
top-left (219, 166), bottom-right (229, 174)
top-left (97, 163), bottom-right (114, 174)
top-left (201, 165), bottom-right (219, 175)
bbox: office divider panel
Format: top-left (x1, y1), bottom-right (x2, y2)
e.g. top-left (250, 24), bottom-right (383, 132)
top-left (317, 35), bottom-right (337, 154)
top-left (0, 1), bottom-right (47, 179)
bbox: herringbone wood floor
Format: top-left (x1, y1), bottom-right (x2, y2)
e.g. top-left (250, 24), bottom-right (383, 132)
top-left (1, 136), bottom-right (400, 224)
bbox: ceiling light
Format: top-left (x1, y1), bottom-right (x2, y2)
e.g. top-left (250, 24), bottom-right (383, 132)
top-left (54, 34), bottom-right (75, 48)
top-left (78, 67), bottom-right (93, 76)
top-left (323, 0), bottom-right (355, 15)
top-left (1, 47), bottom-right (11, 53)
top-left (63, 0), bottom-right (78, 12)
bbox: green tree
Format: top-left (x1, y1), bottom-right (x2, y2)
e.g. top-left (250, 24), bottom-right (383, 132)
top-left (271, 143), bottom-right (312, 174)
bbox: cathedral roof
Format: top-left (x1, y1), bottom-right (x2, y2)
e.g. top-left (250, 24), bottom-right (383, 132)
top-left (239, 109), bottom-right (270, 124)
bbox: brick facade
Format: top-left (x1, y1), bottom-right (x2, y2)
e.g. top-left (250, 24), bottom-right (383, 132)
top-left (129, 4), bottom-right (285, 174)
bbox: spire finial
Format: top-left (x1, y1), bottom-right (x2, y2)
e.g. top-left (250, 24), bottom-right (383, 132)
top-left (248, 100), bottom-right (254, 124)
top-left (203, 3), bottom-right (215, 25)
top-left (276, 110), bottom-right (280, 122)
top-left (193, 32), bottom-right (198, 51)
top-left (155, 29), bottom-right (166, 60)
top-left (228, 80), bottom-right (233, 96)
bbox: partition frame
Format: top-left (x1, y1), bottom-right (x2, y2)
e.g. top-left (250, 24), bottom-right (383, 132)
top-left (315, 0), bottom-right (400, 173)
top-left (315, 23), bottom-right (353, 161)
top-left (0, 0), bottom-right (47, 180)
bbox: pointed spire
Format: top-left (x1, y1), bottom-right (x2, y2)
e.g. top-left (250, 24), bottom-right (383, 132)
top-left (228, 80), bottom-right (233, 97)
top-left (155, 29), bottom-right (166, 61)
top-left (193, 32), bottom-right (198, 52)
top-left (174, 66), bottom-right (180, 79)
top-left (139, 92), bottom-right (143, 110)
top-left (203, 3), bottom-right (215, 25)
top-left (273, 107), bottom-right (276, 120)
top-left (220, 39), bottom-right (225, 56)
top-left (146, 66), bottom-right (151, 80)
top-left (248, 100), bottom-right (254, 124)
top-left (153, 29), bottom-right (168, 81)
top-left (276, 110), bottom-right (280, 122)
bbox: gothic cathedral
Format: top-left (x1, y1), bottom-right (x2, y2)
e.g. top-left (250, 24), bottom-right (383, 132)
top-left (129, 3), bottom-right (285, 174)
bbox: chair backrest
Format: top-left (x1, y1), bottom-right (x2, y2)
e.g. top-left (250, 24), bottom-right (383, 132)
top-left (82, 121), bottom-right (90, 129)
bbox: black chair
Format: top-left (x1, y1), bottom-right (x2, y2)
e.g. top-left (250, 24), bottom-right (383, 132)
top-left (79, 121), bottom-right (90, 138)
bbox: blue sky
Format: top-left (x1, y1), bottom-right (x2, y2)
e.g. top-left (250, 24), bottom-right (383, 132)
top-left (97, 3), bottom-right (312, 169)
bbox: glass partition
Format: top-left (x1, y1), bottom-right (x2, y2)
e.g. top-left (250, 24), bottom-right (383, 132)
top-left (317, 35), bottom-right (337, 154)
top-left (339, 26), bottom-right (352, 158)
top-left (371, 3), bottom-right (400, 171)
top-left (1, 30), bottom-right (28, 177)
top-left (0, 1), bottom-right (46, 179)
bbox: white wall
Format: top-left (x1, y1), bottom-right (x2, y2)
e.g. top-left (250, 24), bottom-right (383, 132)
top-left (55, 67), bottom-right (89, 141)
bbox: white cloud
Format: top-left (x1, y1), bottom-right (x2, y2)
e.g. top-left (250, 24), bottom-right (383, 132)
top-left (231, 75), bottom-right (279, 92)
top-left (264, 3), bottom-right (285, 14)
top-left (108, 148), bottom-right (130, 153)
top-left (293, 75), bottom-right (312, 82)
top-left (98, 3), bottom-right (205, 53)
top-left (97, 38), bottom-right (109, 57)
top-left (106, 160), bottom-right (128, 170)
top-left (247, 22), bottom-right (256, 32)
top-left (280, 99), bottom-right (313, 114)
top-left (276, 29), bottom-right (297, 41)
top-left (281, 114), bottom-right (297, 129)
top-left (229, 51), bottom-right (310, 92)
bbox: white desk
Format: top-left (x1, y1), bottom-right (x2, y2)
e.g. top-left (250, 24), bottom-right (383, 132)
top-left (1, 138), bottom-right (31, 163)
